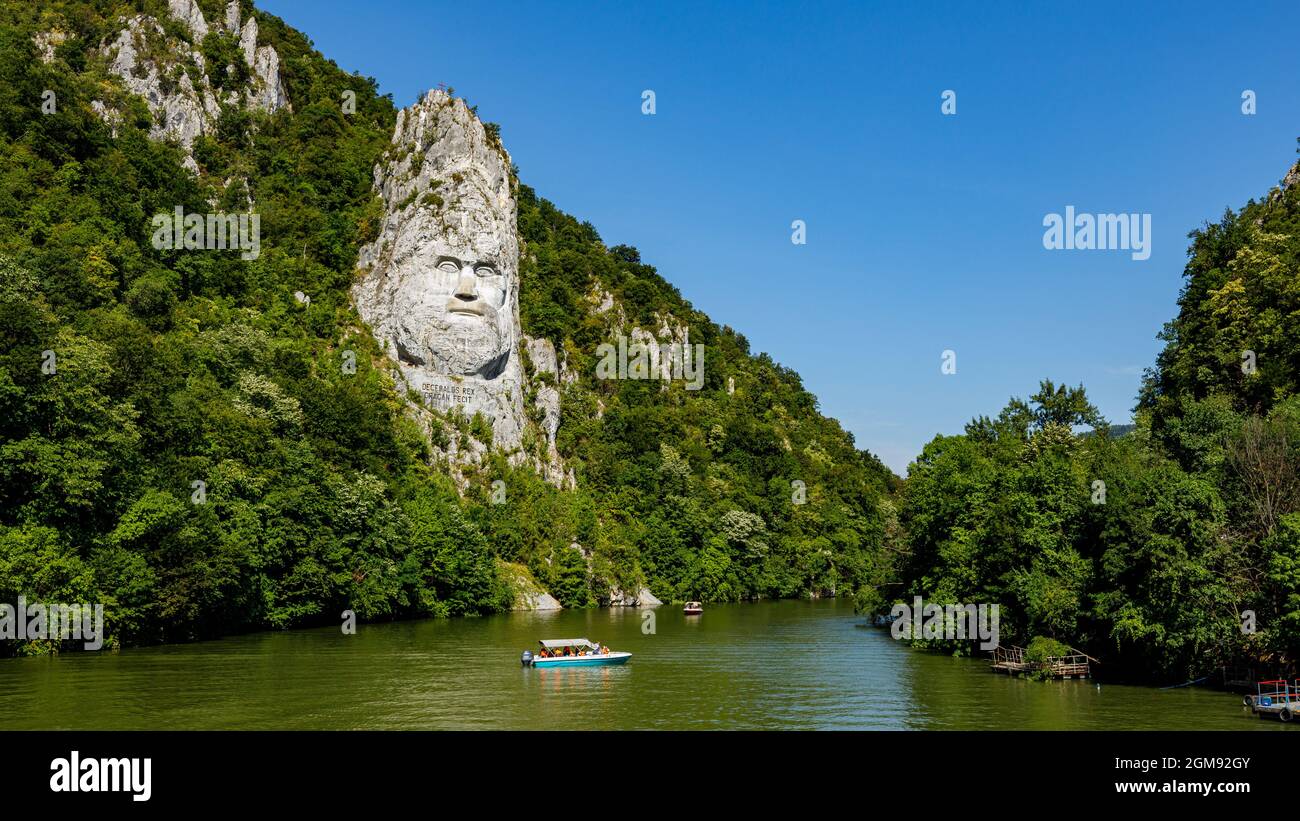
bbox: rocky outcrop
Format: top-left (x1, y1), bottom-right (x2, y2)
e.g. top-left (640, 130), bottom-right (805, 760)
top-left (89, 100), bottom-right (122, 137)
top-left (88, 1), bottom-right (289, 173)
top-left (169, 0), bottom-right (209, 39)
top-left (224, 0), bottom-right (242, 34)
top-left (224, 2), bottom-right (291, 113)
top-left (606, 587), bottom-right (663, 607)
top-left (355, 90), bottom-right (524, 445)
top-left (354, 90), bottom-right (569, 487)
top-left (498, 561), bottom-right (562, 611)
top-left (520, 590), bottom-right (562, 611)
top-left (33, 30), bottom-right (67, 63)
top-left (100, 16), bottom-right (220, 173)
top-left (1264, 161), bottom-right (1300, 213)
top-left (523, 336), bottom-right (569, 485)
top-left (586, 284), bottom-right (698, 391)
top-left (630, 322), bottom-right (694, 387)
top-left (1283, 162), bottom-right (1300, 192)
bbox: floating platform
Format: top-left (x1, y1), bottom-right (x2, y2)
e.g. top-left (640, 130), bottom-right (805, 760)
top-left (1244, 680), bottom-right (1298, 722)
top-left (991, 645), bottom-right (1096, 680)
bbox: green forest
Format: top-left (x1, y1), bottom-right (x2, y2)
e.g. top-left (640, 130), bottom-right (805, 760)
top-left (0, 0), bottom-right (893, 650)
top-left (0, 0), bottom-right (1296, 684)
top-left (879, 176), bottom-right (1300, 681)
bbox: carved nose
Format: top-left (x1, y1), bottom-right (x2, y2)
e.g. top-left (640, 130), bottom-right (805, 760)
top-left (454, 269), bottom-right (478, 301)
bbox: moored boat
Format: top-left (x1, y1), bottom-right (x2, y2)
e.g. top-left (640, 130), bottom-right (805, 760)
top-left (1246, 679), bottom-right (1298, 721)
top-left (683, 601), bottom-right (703, 615)
top-left (522, 638), bottom-right (631, 668)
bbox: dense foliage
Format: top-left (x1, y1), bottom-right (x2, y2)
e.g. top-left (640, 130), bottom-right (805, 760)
top-left (0, 0), bottom-right (895, 651)
top-left (875, 167), bottom-right (1300, 682)
top-left (0, 0), bottom-right (512, 651)
top-left (6, 0), bottom-right (1293, 686)
top-left (467, 186), bottom-right (896, 605)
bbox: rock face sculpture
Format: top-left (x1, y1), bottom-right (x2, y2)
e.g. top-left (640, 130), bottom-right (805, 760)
top-left (355, 90), bottom-right (532, 457)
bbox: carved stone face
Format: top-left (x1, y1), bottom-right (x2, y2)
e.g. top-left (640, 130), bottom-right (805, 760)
top-left (353, 91), bottom-right (548, 462)
top-left (388, 220), bottom-right (516, 378)
top-left (355, 91), bottom-right (520, 384)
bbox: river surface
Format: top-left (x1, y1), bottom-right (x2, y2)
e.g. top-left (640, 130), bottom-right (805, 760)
top-left (0, 598), bottom-right (1290, 730)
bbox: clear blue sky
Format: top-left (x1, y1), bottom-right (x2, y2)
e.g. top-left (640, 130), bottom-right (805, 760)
top-left (260, 0), bottom-right (1300, 473)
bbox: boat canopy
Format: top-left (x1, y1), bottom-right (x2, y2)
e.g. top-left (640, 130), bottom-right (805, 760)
top-left (539, 638), bottom-right (596, 650)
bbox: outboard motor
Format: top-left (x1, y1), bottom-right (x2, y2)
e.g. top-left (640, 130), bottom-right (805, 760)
top-left (521, 650), bottom-right (534, 667)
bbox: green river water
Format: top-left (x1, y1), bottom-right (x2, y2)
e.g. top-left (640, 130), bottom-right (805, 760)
top-left (0, 598), bottom-right (1291, 730)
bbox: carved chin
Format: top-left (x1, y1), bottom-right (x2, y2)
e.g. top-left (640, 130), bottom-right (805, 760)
top-left (436, 347), bottom-right (510, 379)
top-left (422, 320), bottom-right (511, 378)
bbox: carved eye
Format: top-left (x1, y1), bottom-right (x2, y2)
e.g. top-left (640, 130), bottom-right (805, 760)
top-left (475, 265), bottom-right (497, 277)
top-left (437, 260), bottom-right (460, 274)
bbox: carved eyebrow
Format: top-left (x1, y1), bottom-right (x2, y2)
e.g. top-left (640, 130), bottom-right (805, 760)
top-left (473, 260), bottom-right (500, 273)
top-left (435, 255), bottom-right (463, 268)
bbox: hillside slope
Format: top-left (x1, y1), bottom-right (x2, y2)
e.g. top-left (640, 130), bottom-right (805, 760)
top-left (0, 0), bottom-right (894, 650)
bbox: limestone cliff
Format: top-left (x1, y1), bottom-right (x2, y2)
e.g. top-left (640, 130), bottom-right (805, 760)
top-left (353, 90), bottom-right (569, 489)
top-left (54, 4), bottom-right (660, 609)
top-left (84, 0), bottom-right (289, 172)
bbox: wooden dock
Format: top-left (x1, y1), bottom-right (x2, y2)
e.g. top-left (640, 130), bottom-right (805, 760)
top-left (991, 645), bottom-right (1097, 679)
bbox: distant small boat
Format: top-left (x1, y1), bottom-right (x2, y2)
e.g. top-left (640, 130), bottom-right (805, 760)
top-left (521, 638), bottom-right (630, 668)
top-left (683, 601), bottom-right (703, 615)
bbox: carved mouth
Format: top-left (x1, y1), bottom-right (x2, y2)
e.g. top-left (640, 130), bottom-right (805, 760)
top-left (447, 303), bottom-right (485, 316)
